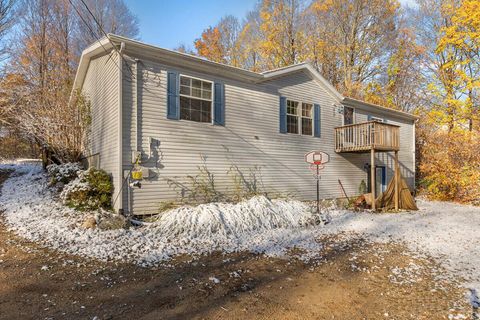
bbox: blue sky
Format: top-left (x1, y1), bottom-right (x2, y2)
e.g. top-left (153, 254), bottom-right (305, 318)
top-left (125, 0), bottom-right (257, 49)
top-left (125, 0), bottom-right (417, 50)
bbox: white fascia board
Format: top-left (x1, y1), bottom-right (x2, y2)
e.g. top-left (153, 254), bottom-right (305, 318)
top-left (342, 97), bottom-right (419, 121)
top-left (72, 37), bottom-right (114, 91)
top-left (107, 34), bottom-right (263, 83)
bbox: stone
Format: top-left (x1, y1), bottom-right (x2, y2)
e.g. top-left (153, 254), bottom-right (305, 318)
top-left (97, 214), bottom-right (128, 230)
top-left (81, 216), bottom-right (96, 229)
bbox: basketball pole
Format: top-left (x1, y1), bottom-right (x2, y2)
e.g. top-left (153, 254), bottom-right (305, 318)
top-left (316, 164), bottom-right (320, 215)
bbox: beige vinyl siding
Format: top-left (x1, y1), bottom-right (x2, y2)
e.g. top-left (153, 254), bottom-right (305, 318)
top-left (82, 53), bottom-right (121, 212)
top-left (121, 56), bottom-right (415, 215)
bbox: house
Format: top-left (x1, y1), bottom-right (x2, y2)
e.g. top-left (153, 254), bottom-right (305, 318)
top-left (73, 34), bottom-right (417, 215)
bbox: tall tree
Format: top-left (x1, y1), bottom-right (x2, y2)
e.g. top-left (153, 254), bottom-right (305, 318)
top-left (194, 26), bottom-right (225, 63)
top-left (414, 0), bottom-right (464, 132)
top-left (74, 0), bottom-right (139, 54)
top-left (218, 15), bottom-right (242, 67)
top-left (2, 0), bottom-right (138, 162)
top-left (237, 9), bottom-right (264, 71)
top-left (364, 16), bottom-right (425, 112)
top-left (258, 0), bottom-right (306, 69)
top-left (0, 0), bottom-right (15, 60)
top-left (194, 15), bottom-right (242, 67)
top-left (437, 0), bottom-right (480, 131)
top-left (303, 1), bottom-right (341, 87)
top-left (308, 0), bottom-right (400, 97)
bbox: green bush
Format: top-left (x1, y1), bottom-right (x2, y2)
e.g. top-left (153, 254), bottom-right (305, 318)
top-left (46, 162), bottom-right (82, 184)
top-left (60, 167), bottom-right (113, 211)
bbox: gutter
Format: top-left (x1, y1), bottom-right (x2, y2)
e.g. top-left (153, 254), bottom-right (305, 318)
top-left (342, 97), bottom-right (419, 121)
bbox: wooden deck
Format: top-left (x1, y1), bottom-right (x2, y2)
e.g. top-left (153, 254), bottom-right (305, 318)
top-left (334, 121), bottom-right (401, 211)
top-left (334, 121), bottom-right (400, 153)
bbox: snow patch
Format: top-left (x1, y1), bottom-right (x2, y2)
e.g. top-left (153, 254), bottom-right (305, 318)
top-left (1, 164), bottom-right (479, 305)
top-left (0, 164), bottom-right (330, 266)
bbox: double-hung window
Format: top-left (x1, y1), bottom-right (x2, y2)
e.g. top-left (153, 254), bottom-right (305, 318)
top-left (179, 75), bottom-right (212, 123)
top-left (286, 99), bottom-right (313, 136)
top-left (301, 103), bottom-right (313, 135)
top-left (286, 100), bottom-right (299, 134)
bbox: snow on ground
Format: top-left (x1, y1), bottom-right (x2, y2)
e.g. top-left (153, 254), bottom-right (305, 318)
top-left (0, 164), bottom-right (330, 265)
top-left (0, 164), bottom-right (479, 298)
top-left (324, 200), bottom-right (480, 292)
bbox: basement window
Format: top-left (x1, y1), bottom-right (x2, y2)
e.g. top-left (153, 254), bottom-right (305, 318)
top-left (179, 75), bottom-right (212, 123)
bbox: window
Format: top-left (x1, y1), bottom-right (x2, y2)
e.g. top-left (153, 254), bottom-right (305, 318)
top-left (301, 103), bottom-right (313, 135)
top-left (286, 100), bottom-right (299, 134)
top-left (179, 75), bottom-right (212, 123)
top-left (286, 99), bottom-right (313, 135)
top-left (343, 106), bottom-right (354, 125)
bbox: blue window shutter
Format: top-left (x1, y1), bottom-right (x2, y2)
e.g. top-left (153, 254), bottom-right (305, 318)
top-left (167, 71), bottom-right (179, 119)
top-left (279, 97), bottom-right (287, 133)
top-left (314, 104), bottom-right (321, 137)
top-left (367, 115), bottom-right (372, 121)
top-left (214, 82), bottom-right (225, 125)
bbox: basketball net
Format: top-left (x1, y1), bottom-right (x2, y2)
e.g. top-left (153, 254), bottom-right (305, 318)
top-left (309, 163), bottom-right (324, 178)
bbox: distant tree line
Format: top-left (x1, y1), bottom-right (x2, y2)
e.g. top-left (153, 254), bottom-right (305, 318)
top-left (0, 0), bottom-right (138, 163)
top-left (0, 0), bottom-right (478, 203)
top-left (185, 0), bottom-right (480, 204)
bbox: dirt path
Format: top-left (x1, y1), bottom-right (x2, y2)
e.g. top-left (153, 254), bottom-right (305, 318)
top-left (0, 170), bottom-right (472, 320)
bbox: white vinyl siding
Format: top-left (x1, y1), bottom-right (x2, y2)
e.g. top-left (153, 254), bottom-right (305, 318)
top-left (82, 53), bottom-right (121, 212)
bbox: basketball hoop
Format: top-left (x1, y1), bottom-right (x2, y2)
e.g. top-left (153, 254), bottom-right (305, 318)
top-left (305, 150), bottom-right (330, 215)
top-left (305, 151), bottom-right (330, 166)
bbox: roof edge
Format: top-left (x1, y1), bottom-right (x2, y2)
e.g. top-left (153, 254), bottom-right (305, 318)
top-left (72, 37), bottom-right (113, 91)
top-left (261, 63), bottom-right (344, 101)
top-left (108, 34), bottom-right (263, 82)
top-left (342, 97), bottom-right (419, 121)
top-left (72, 35), bottom-right (417, 122)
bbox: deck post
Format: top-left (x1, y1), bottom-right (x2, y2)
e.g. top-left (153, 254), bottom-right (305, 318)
top-left (371, 148), bottom-right (376, 211)
top-left (394, 150), bottom-right (399, 211)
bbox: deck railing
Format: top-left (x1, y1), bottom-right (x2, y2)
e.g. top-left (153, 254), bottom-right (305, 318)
top-left (335, 121), bottom-right (400, 153)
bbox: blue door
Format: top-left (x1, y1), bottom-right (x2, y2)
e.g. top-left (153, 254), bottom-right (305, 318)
top-left (375, 166), bottom-right (386, 194)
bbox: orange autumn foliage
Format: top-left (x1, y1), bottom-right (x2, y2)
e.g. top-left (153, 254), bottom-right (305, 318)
top-left (194, 27), bottom-right (226, 64)
top-left (419, 130), bottom-right (480, 205)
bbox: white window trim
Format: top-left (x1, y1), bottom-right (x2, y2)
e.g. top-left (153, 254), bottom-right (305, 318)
top-left (179, 74), bottom-right (214, 124)
top-left (286, 99), bottom-right (314, 136)
top-left (342, 106), bottom-right (355, 126)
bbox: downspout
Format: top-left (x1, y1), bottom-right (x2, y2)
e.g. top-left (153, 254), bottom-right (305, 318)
top-left (117, 42), bottom-right (125, 214)
top-left (131, 56), bottom-right (140, 216)
top-left (134, 59), bottom-right (140, 153)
